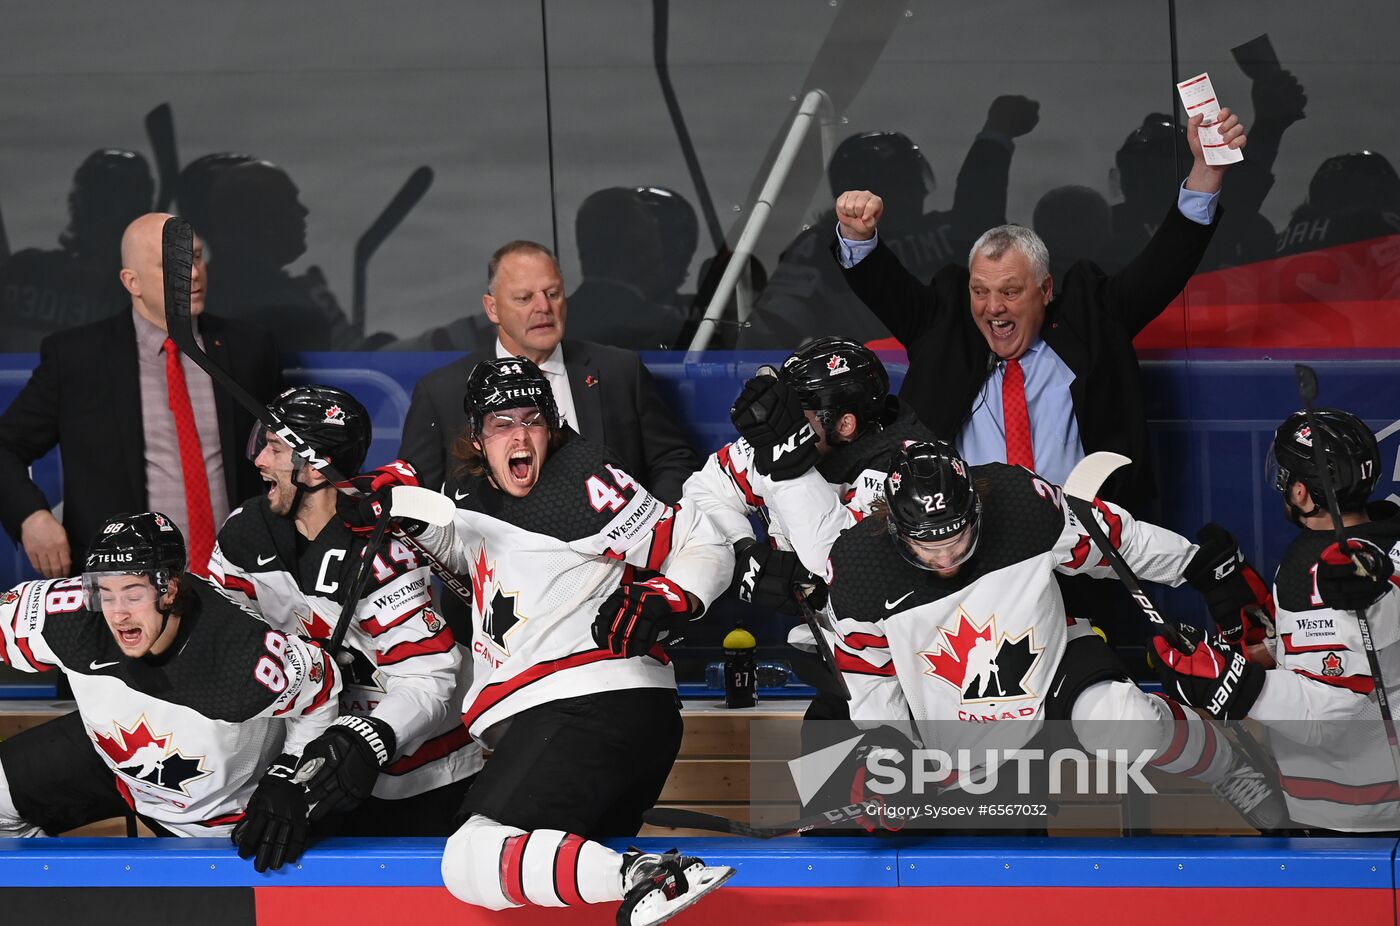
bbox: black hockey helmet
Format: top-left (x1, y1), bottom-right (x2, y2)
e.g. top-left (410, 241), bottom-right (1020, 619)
top-left (82, 512), bottom-right (187, 610)
top-left (1268, 409), bottom-right (1380, 517)
top-left (1307, 151), bottom-right (1400, 212)
top-left (250, 385), bottom-right (372, 478)
top-left (778, 336), bottom-right (890, 439)
top-left (828, 131), bottom-right (934, 200)
top-left (884, 441), bottom-right (981, 572)
top-left (464, 356), bottom-right (561, 438)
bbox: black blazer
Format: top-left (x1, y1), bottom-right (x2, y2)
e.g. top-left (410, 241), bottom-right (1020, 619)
top-left (0, 311), bottom-right (283, 566)
top-left (838, 204), bottom-right (1219, 510)
top-left (399, 338), bottom-right (700, 503)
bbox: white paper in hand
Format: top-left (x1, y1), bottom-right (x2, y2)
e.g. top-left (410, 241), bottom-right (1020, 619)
top-left (1176, 72), bottom-right (1244, 166)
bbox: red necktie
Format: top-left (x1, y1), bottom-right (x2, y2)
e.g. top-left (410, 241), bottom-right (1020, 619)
top-left (1002, 357), bottom-right (1035, 471)
top-left (163, 338), bottom-right (215, 576)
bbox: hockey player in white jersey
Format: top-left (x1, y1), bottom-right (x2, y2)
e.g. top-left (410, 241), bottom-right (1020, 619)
top-left (0, 512), bottom-right (340, 872)
top-left (1154, 409), bottom-right (1400, 833)
top-left (208, 385), bottom-right (480, 844)
top-left (359, 357), bottom-right (733, 925)
top-left (824, 441), bottom-right (1289, 830)
top-left (686, 337), bottom-right (933, 613)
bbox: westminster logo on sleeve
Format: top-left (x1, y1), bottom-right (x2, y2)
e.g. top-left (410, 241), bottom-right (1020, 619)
top-left (92, 716), bottom-right (211, 797)
top-left (920, 609), bottom-right (1044, 706)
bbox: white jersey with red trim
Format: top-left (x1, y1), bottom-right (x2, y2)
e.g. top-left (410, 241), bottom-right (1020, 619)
top-left (208, 497), bottom-right (482, 800)
top-left (415, 435), bottom-right (731, 744)
top-left (0, 576), bottom-right (340, 836)
top-left (682, 402), bottom-right (935, 576)
top-left (1249, 503), bottom-right (1400, 831)
top-left (826, 462), bottom-right (1197, 764)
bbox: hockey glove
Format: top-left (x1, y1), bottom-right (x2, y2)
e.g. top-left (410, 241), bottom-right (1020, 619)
top-left (296, 715), bottom-right (397, 822)
top-left (849, 726), bottom-right (919, 833)
top-left (1152, 625), bottom-right (1264, 721)
top-left (733, 539), bottom-right (828, 614)
top-left (1317, 538), bottom-right (1397, 611)
top-left (729, 375), bottom-right (819, 480)
top-left (336, 460), bottom-right (427, 536)
top-left (233, 755), bottom-right (311, 872)
top-left (593, 571), bottom-right (695, 658)
top-left (1183, 523), bottom-right (1275, 644)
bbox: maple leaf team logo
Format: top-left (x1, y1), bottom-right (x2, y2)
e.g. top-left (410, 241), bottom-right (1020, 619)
top-left (323, 405), bottom-right (347, 426)
top-left (423, 609), bottom-right (441, 633)
top-left (888, 472), bottom-right (902, 494)
top-left (0, 589), bottom-right (17, 606)
top-left (471, 543), bottom-right (525, 653)
top-left (920, 609), bottom-right (1043, 704)
top-left (826, 354), bottom-right (849, 376)
top-left (1320, 652), bottom-right (1344, 677)
top-left (153, 513), bottom-right (173, 532)
top-left (1294, 425), bottom-right (1313, 448)
top-left (92, 716), bottom-right (210, 796)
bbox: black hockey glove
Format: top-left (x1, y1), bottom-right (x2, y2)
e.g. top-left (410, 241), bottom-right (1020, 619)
top-left (729, 375), bottom-right (819, 480)
top-left (336, 460), bottom-right (427, 536)
top-left (593, 571), bottom-right (695, 658)
top-left (1152, 625), bottom-right (1264, 721)
top-left (296, 715), bottom-right (397, 822)
top-left (733, 539), bottom-right (828, 614)
top-left (1317, 538), bottom-right (1397, 611)
top-left (1182, 523), bottom-right (1275, 643)
top-left (233, 755), bottom-right (311, 872)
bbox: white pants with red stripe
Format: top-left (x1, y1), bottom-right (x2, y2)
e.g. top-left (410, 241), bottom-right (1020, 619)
top-left (1071, 680), bottom-right (1234, 784)
top-left (441, 814), bottom-right (626, 911)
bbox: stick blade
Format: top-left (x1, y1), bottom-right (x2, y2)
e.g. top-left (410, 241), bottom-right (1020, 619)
top-left (1295, 363), bottom-right (1319, 404)
top-left (355, 165), bottom-right (435, 260)
top-left (1063, 451), bottom-right (1132, 502)
top-left (389, 485), bottom-right (456, 527)
top-left (161, 216), bottom-right (195, 329)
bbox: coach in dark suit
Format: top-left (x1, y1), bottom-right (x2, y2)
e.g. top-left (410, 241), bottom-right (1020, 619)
top-left (0, 213), bottom-right (281, 576)
top-left (400, 240), bottom-right (699, 503)
top-left (831, 110), bottom-right (1249, 510)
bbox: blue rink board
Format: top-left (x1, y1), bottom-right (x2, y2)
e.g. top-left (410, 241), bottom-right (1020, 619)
top-left (0, 836), bottom-right (1392, 890)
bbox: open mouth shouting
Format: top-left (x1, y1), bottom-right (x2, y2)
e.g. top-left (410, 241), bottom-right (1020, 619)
top-left (505, 448), bottom-right (537, 490)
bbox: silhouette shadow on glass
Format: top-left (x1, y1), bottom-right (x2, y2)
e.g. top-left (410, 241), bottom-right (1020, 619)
top-left (742, 96), bottom-right (1039, 349)
top-left (0, 149), bottom-right (154, 351)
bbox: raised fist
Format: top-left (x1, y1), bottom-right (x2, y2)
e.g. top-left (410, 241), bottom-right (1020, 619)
top-left (1251, 69), bottom-right (1307, 127)
top-left (835, 190), bottom-right (884, 242)
top-left (984, 95), bottom-right (1041, 139)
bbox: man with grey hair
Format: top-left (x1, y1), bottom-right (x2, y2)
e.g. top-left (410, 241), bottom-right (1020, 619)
top-left (831, 109), bottom-right (1247, 509)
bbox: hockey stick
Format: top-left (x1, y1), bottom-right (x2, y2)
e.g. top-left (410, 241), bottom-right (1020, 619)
top-left (159, 217), bottom-right (473, 614)
top-left (1062, 452), bottom-right (1198, 654)
top-left (145, 104), bottom-right (179, 212)
top-left (1063, 451), bottom-right (1283, 807)
top-left (644, 803), bottom-right (868, 839)
top-left (652, 0), bottom-right (725, 254)
top-left (352, 166), bottom-right (433, 337)
top-left (1294, 363), bottom-right (1400, 784)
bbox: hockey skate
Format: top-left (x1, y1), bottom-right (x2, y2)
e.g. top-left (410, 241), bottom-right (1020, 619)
top-left (616, 848), bottom-right (735, 926)
top-left (1211, 752), bottom-right (1289, 832)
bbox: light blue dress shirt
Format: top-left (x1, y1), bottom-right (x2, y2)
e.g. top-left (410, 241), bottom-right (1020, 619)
top-left (956, 340), bottom-right (1082, 486)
